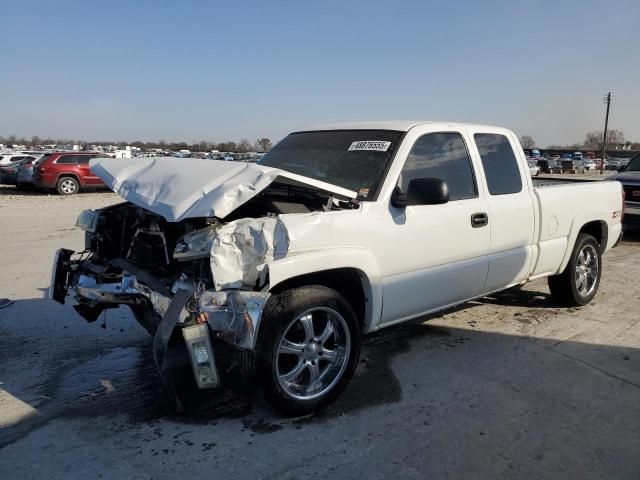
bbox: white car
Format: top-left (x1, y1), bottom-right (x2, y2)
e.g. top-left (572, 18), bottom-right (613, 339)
top-left (50, 121), bottom-right (624, 414)
top-left (582, 160), bottom-right (597, 171)
top-left (0, 152), bottom-right (37, 167)
top-left (528, 161), bottom-right (540, 176)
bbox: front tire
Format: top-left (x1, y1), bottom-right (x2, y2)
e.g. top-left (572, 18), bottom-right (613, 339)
top-left (548, 233), bottom-right (601, 306)
top-left (56, 176), bottom-right (79, 195)
top-left (257, 285), bottom-right (361, 416)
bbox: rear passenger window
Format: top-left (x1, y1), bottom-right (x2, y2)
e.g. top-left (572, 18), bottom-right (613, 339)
top-left (400, 132), bottom-right (477, 201)
top-left (56, 155), bottom-right (76, 164)
top-left (76, 156), bottom-right (91, 164)
top-left (474, 133), bottom-right (522, 195)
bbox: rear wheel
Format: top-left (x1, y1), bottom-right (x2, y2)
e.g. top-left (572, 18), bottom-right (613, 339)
top-left (548, 233), bottom-right (601, 306)
top-left (56, 176), bottom-right (79, 195)
top-left (258, 285), bottom-right (361, 415)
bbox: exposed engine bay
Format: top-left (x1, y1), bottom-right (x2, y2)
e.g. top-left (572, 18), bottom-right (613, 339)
top-left (81, 182), bottom-right (354, 287)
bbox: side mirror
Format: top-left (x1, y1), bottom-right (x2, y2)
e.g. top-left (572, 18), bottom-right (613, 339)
top-left (391, 177), bottom-right (449, 208)
top-left (618, 165), bottom-right (627, 172)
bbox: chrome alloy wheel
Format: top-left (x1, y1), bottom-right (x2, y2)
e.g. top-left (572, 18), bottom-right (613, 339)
top-left (276, 307), bottom-right (351, 401)
top-left (575, 244), bottom-right (599, 297)
top-left (60, 179), bottom-right (77, 194)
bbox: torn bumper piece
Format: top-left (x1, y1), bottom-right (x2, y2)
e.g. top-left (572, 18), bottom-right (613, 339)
top-left (153, 289), bottom-right (191, 412)
top-left (66, 271), bottom-right (270, 351)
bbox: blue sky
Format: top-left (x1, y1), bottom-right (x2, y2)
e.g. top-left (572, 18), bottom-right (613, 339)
top-left (1, 0), bottom-right (638, 146)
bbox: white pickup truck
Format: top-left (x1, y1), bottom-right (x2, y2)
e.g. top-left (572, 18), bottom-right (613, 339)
top-left (50, 121), bottom-right (624, 414)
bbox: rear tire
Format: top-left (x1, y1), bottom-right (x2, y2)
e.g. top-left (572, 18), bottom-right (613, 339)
top-left (548, 233), bottom-right (601, 306)
top-left (257, 285), bottom-right (361, 416)
top-left (56, 176), bottom-right (79, 195)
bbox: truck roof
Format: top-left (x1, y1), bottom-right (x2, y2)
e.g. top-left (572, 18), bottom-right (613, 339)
top-left (298, 120), bottom-right (509, 133)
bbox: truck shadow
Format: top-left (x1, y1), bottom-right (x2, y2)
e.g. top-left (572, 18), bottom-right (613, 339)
top-left (477, 287), bottom-right (555, 309)
top-left (1, 290), bottom-right (637, 446)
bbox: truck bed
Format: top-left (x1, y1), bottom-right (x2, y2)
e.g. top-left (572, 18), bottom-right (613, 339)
top-left (529, 178), bottom-right (622, 278)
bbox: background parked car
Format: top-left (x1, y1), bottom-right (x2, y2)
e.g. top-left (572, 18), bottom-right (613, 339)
top-left (33, 152), bottom-right (105, 195)
top-left (527, 160), bottom-right (540, 176)
top-left (0, 153), bottom-right (36, 167)
top-left (0, 154), bottom-right (37, 185)
top-left (536, 158), bottom-right (560, 174)
top-left (561, 159), bottom-right (577, 173)
top-left (16, 153), bottom-right (51, 188)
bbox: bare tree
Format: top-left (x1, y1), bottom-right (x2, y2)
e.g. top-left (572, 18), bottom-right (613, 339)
top-left (236, 138), bottom-right (252, 153)
top-left (584, 130), bottom-right (625, 150)
top-left (196, 140), bottom-right (212, 152)
top-left (520, 135), bottom-right (535, 149)
top-left (255, 138), bottom-right (272, 152)
top-left (216, 141), bottom-right (237, 152)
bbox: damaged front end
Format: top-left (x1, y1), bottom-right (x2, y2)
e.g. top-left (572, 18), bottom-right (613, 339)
top-left (50, 157), bottom-right (360, 410)
top-left (50, 203), bottom-right (285, 409)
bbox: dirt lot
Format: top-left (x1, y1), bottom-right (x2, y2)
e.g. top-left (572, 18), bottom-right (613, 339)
top-left (0, 186), bottom-right (639, 480)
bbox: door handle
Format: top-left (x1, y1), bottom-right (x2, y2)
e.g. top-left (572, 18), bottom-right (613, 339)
top-left (471, 212), bottom-right (488, 228)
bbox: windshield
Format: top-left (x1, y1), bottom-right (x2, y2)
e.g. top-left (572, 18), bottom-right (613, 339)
top-left (626, 155), bottom-right (640, 172)
top-left (259, 130), bottom-right (403, 199)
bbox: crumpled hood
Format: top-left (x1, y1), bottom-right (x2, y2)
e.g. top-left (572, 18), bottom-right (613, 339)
top-left (90, 157), bottom-right (357, 222)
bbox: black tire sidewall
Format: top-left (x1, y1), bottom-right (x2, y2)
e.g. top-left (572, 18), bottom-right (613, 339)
top-left (258, 285), bottom-right (361, 415)
top-left (567, 234), bottom-right (602, 305)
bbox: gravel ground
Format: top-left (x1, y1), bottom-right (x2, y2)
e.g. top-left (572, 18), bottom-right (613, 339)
top-left (0, 185), bottom-right (639, 480)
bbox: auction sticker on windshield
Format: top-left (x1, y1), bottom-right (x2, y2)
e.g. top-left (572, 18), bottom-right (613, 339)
top-left (348, 140), bottom-right (391, 152)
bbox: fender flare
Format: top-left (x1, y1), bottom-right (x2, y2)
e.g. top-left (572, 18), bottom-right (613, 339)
top-left (267, 247), bottom-right (383, 333)
top-left (557, 214), bottom-right (608, 274)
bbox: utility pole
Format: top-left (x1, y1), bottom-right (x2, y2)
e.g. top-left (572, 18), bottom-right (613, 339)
top-left (600, 92), bottom-right (612, 174)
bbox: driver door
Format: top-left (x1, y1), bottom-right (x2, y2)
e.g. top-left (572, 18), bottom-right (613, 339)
top-left (379, 130), bottom-right (490, 325)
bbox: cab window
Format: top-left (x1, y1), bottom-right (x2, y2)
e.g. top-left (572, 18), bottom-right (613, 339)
top-left (474, 133), bottom-right (522, 195)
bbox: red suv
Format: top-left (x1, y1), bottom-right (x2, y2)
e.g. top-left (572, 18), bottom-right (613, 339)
top-left (33, 152), bottom-right (107, 195)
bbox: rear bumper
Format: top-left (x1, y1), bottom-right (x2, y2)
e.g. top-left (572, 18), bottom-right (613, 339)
top-left (17, 172), bottom-right (34, 184)
top-left (34, 171), bottom-right (61, 189)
